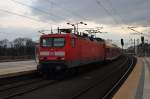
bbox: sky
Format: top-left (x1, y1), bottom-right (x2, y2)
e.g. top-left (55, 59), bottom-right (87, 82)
top-left (0, 0), bottom-right (150, 48)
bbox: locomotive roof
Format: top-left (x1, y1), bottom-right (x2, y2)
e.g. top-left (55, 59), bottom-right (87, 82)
top-left (105, 42), bottom-right (120, 48)
top-left (40, 33), bottom-right (105, 42)
top-left (40, 33), bottom-right (71, 38)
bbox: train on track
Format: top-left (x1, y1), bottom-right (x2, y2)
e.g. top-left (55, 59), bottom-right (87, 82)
top-left (37, 29), bottom-right (121, 77)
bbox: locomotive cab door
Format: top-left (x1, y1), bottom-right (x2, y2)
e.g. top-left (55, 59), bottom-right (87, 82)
top-left (68, 37), bottom-right (80, 67)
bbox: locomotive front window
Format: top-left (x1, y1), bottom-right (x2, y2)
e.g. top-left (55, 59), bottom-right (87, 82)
top-left (41, 38), bottom-right (53, 47)
top-left (53, 38), bottom-right (65, 47)
top-left (41, 37), bottom-right (65, 47)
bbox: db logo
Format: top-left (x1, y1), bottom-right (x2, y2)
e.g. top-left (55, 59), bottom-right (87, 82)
top-left (49, 52), bottom-right (54, 56)
top-left (50, 48), bottom-right (54, 50)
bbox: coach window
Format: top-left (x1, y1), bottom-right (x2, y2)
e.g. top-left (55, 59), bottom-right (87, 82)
top-left (106, 48), bottom-right (110, 53)
top-left (71, 38), bottom-right (76, 48)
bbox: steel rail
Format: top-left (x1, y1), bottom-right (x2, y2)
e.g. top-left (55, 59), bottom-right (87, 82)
top-left (0, 78), bottom-right (43, 92)
top-left (68, 56), bottom-right (129, 99)
top-left (0, 80), bottom-right (57, 99)
top-left (102, 57), bottom-right (134, 99)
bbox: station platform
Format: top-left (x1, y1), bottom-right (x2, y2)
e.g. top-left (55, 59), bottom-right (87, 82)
top-left (143, 57), bottom-right (150, 99)
top-left (113, 57), bottom-right (150, 99)
top-left (0, 60), bottom-right (37, 78)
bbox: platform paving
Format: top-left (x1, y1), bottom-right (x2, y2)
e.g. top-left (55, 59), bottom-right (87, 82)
top-left (0, 60), bottom-right (36, 77)
top-left (143, 57), bottom-right (150, 99)
top-left (113, 58), bottom-right (144, 99)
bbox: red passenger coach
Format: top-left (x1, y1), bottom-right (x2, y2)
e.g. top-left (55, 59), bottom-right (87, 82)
top-left (37, 29), bottom-right (106, 75)
top-left (105, 42), bottom-right (121, 60)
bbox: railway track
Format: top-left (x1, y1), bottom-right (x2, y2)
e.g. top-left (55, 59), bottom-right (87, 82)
top-left (0, 55), bottom-right (137, 99)
top-left (0, 73), bottom-right (37, 86)
top-left (0, 77), bottom-right (57, 99)
top-left (68, 56), bottom-right (136, 99)
top-left (102, 56), bottom-right (136, 99)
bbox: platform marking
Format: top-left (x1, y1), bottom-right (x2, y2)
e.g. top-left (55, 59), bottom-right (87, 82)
top-left (143, 57), bottom-right (150, 99)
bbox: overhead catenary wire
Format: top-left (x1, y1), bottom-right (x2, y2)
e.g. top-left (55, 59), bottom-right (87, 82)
top-left (128, 27), bottom-right (150, 38)
top-left (96, 0), bottom-right (130, 34)
top-left (47, 0), bottom-right (89, 21)
top-left (104, 0), bottom-right (129, 32)
top-left (0, 9), bottom-right (47, 24)
top-left (105, 0), bottom-right (126, 25)
top-left (95, 0), bottom-right (119, 25)
top-left (105, 0), bottom-right (150, 36)
top-left (0, 8), bottom-right (55, 36)
top-left (11, 0), bottom-right (67, 22)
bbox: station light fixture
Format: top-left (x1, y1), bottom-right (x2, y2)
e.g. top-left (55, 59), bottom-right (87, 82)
top-left (67, 22), bottom-right (87, 34)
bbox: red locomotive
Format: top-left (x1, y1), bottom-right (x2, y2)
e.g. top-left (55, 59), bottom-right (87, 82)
top-left (37, 29), bottom-right (121, 76)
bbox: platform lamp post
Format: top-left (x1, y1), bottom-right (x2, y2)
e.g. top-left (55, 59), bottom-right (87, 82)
top-left (67, 23), bottom-right (76, 34)
top-left (76, 22), bottom-right (87, 35)
top-left (67, 22), bottom-right (87, 35)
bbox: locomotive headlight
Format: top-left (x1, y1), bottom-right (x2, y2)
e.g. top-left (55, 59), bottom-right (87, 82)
top-left (55, 51), bottom-right (65, 56)
top-left (40, 51), bottom-right (49, 56)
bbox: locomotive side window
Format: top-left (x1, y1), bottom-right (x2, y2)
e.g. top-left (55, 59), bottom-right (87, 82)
top-left (71, 38), bottom-right (76, 48)
top-left (53, 38), bottom-right (65, 47)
